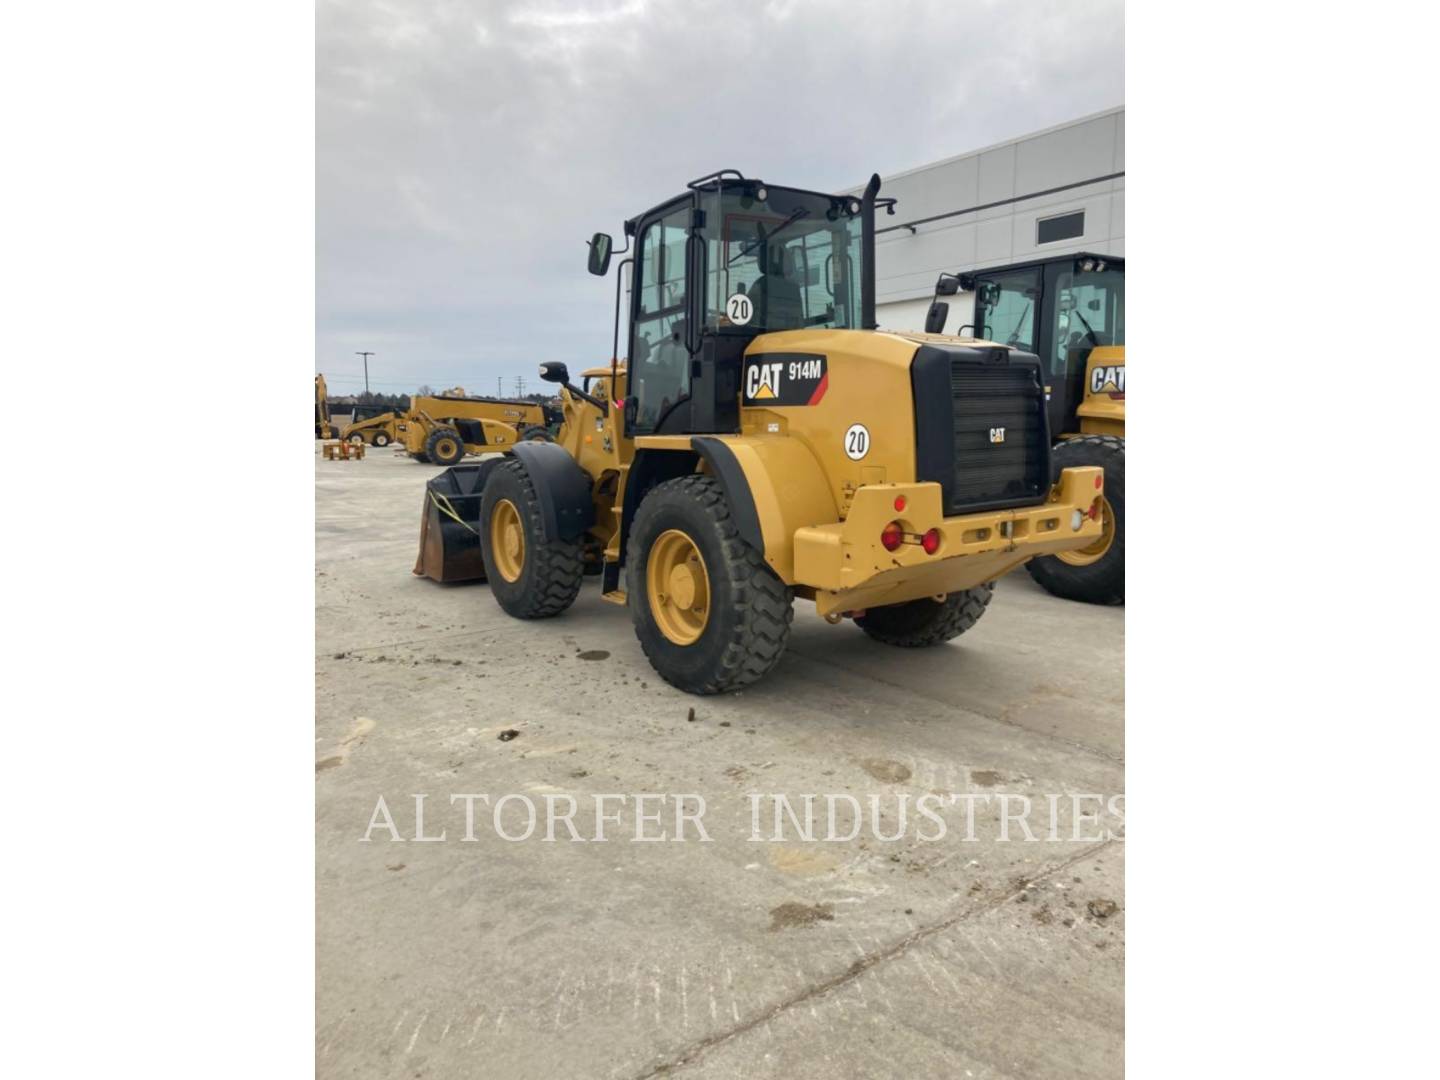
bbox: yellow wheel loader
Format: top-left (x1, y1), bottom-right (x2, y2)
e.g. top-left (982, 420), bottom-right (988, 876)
top-left (395, 390), bottom-right (559, 465)
top-left (926, 253), bottom-right (1124, 604)
top-left (415, 170), bottom-right (1107, 694)
top-left (340, 405), bottom-right (400, 448)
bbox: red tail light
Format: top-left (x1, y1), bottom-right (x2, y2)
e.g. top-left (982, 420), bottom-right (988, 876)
top-left (881, 522), bottom-right (904, 551)
top-left (893, 495), bottom-right (907, 512)
top-left (922, 528), bottom-right (941, 555)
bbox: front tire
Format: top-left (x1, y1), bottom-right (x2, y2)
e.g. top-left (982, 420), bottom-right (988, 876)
top-left (347, 433), bottom-right (365, 446)
top-left (425, 428), bottom-right (465, 466)
top-left (479, 459), bottom-right (583, 619)
top-left (855, 586), bottom-right (994, 647)
top-left (1026, 435), bottom-right (1124, 605)
top-left (373, 432), bottom-right (391, 447)
top-left (519, 425), bottom-right (551, 442)
top-left (627, 475), bottom-right (793, 695)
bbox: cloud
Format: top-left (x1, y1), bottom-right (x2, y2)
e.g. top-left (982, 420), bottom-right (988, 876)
top-left (317, 0), bottom-right (1123, 394)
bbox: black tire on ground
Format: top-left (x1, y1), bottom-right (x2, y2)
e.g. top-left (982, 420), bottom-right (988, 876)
top-left (373, 432), bottom-right (390, 447)
top-left (855, 585), bottom-right (994, 647)
top-left (479, 459), bottom-right (584, 619)
top-left (519, 425), bottom-right (552, 442)
top-left (408, 451), bottom-right (429, 462)
top-left (425, 427), bottom-right (466, 466)
top-left (627, 474), bottom-right (793, 695)
top-left (1025, 434), bottom-right (1124, 605)
top-left (347, 433), bottom-right (365, 445)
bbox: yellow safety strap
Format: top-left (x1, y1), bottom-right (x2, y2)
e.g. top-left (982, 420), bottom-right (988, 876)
top-left (428, 490), bottom-right (479, 535)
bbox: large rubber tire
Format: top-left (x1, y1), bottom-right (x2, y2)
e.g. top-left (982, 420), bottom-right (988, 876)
top-left (855, 585), bottom-right (994, 647)
top-left (627, 474), bottom-right (793, 695)
top-left (408, 451), bottom-right (429, 462)
top-left (479, 459), bottom-right (584, 619)
top-left (425, 427), bottom-right (465, 466)
top-left (373, 432), bottom-right (390, 447)
top-left (519, 425), bottom-right (552, 442)
top-left (1026, 435), bottom-right (1124, 605)
top-left (347, 433), bottom-right (365, 446)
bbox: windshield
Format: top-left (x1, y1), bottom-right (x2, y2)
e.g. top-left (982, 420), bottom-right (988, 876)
top-left (1052, 265), bottom-right (1125, 365)
top-left (698, 186), bottom-right (863, 333)
top-left (974, 268), bottom-right (1041, 351)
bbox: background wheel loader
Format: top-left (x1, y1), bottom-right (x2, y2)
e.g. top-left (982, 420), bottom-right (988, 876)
top-left (414, 170), bottom-right (1108, 695)
top-left (923, 253), bottom-right (1124, 605)
top-left (394, 390), bottom-right (559, 465)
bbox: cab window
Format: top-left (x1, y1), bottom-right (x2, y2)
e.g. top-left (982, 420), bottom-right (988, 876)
top-left (975, 268), bottom-right (1040, 352)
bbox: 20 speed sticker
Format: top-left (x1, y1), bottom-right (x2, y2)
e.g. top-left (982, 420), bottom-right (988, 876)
top-left (742, 353), bottom-right (828, 406)
top-left (844, 423), bottom-right (870, 460)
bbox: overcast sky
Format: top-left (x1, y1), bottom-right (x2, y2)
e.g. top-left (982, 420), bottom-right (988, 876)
top-left (317, 0), bottom-right (1123, 397)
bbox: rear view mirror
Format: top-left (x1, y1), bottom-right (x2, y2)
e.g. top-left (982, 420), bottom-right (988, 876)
top-left (934, 273), bottom-right (961, 297)
top-left (924, 302), bottom-right (949, 335)
top-left (588, 233), bottom-right (613, 276)
top-left (539, 361), bottom-right (570, 385)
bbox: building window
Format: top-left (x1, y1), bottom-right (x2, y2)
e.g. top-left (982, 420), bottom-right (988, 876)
top-left (1037, 210), bottom-right (1084, 245)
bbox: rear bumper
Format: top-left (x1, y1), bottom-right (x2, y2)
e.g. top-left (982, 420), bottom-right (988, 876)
top-left (793, 467), bottom-right (1106, 616)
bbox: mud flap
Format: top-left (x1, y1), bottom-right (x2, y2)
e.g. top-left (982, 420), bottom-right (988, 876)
top-left (413, 460), bottom-right (504, 583)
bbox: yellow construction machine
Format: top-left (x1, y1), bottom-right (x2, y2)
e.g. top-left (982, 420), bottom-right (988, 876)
top-left (415, 170), bottom-right (1108, 694)
top-left (340, 405), bottom-right (400, 448)
top-left (926, 253), bottom-right (1124, 604)
top-left (396, 389), bottom-right (558, 465)
top-left (314, 374), bottom-right (339, 439)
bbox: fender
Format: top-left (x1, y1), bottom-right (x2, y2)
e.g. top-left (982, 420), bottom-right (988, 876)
top-left (510, 440), bottom-right (596, 542)
top-left (691, 435), bottom-right (838, 583)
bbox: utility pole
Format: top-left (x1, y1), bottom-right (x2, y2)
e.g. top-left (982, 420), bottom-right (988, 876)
top-left (355, 351), bottom-right (374, 394)
top-left (514, 376), bottom-right (526, 398)
top-left (497, 376), bottom-right (502, 396)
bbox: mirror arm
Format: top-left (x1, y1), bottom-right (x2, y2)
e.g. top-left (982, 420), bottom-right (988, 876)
top-left (565, 382), bottom-right (608, 414)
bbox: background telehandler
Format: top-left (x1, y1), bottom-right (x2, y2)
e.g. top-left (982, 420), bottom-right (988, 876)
top-left (924, 253), bottom-right (1123, 604)
top-left (395, 389), bottom-right (558, 465)
top-left (415, 170), bottom-right (1108, 694)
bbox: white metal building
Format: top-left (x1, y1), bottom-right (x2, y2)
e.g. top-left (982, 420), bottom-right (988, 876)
top-left (866, 107), bottom-right (1124, 333)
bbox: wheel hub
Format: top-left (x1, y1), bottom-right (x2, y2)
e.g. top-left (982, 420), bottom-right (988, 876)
top-left (489, 499), bottom-right (525, 582)
top-left (647, 530), bottom-right (710, 645)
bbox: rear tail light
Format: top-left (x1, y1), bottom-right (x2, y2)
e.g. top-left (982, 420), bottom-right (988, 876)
top-left (881, 522), bottom-right (904, 551)
top-left (922, 528), bottom-right (941, 555)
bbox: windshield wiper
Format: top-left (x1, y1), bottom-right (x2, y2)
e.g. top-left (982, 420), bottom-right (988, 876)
top-left (730, 208), bottom-right (810, 265)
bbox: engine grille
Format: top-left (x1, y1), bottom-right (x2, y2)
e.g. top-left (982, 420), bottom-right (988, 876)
top-left (911, 345), bottom-right (1050, 516)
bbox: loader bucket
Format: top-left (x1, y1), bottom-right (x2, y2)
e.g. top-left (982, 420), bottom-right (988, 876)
top-left (413, 461), bottom-right (502, 583)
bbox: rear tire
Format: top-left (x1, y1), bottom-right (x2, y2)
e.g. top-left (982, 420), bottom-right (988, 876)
top-left (519, 425), bottom-right (551, 442)
top-left (373, 432), bottom-right (391, 447)
top-left (425, 427), bottom-right (465, 466)
top-left (408, 451), bottom-right (429, 462)
top-left (480, 459), bottom-right (584, 619)
top-left (1026, 435), bottom-right (1124, 605)
top-left (627, 475), bottom-right (793, 695)
top-left (855, 586), bottom-right (994, 647)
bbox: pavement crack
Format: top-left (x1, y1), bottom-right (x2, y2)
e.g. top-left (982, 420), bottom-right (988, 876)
top-left (629, 838), bottom-right (1118, 1078)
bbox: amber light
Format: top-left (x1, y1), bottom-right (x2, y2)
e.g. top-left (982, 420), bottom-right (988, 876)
top-left (922, 528), bottom-right (942, 555)
top-left (881, 522), bottom-right (904, 551)
top-left (893, 495), bottom-right (907, 512)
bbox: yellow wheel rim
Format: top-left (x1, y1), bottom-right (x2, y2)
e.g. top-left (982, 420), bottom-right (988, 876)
top-left (437, 437), bottom-right (458, 459)
top-left (1056, 495), bottom-right (1115, 566)
top-left (489, 498), bottom-right (525, 583)
top-left (647, 529), bottom-right (711, 646)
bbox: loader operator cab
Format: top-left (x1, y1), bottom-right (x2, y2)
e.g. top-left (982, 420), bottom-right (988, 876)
top-left (586, 170), bottom-right (890, 439)
top-left (956, 253), bottom-right (1125, 437)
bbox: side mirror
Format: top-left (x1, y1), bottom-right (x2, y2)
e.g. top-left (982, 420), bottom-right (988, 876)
top-left (539, 361), bottom-right (570, 385)
top-left (934, 273), bottom-right (961, 297)
top-left (587, 233), bottom-right (613, 276)
top-left (924, 302), bottom-right (949, 335)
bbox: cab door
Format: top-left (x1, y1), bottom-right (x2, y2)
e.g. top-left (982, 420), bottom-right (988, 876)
top-left (627, 201), bottom-right (695, 435)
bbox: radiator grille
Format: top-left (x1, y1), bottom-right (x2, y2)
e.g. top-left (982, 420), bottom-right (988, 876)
top-left (944, 361), bottom-right (1047, 511)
